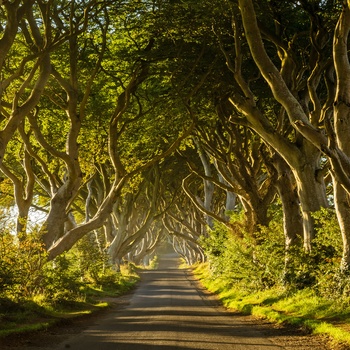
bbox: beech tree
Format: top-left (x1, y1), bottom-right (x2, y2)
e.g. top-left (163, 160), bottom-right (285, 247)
top-left (192, 118), bottom-right (277, 237)
top-left (0, 1), bottom-right (53, 233)
top-left (0, 1), bottom-right (51, 166)
top-left (209, 1), bottom-right (328, 252)
top-left (233, 0), bottom-right (350, 270)
top-left (331, 1), bottom-right (350, 271)
top-left (0, 0), bottom-right (195, 262)
top-left (3, 0), bottom-right (350, 276)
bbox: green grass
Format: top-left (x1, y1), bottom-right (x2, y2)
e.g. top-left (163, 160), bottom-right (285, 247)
top-left (0, 296), bottom-right (109, 338)
top-left (0, 270), bottom-right (139, 339)
top-left (193, 263), bottom-right (350, 346)
top-left (0, 321), bottom-right (54, 337)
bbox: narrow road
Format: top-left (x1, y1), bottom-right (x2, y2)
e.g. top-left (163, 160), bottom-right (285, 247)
top-left (51, 254), bottom-right (329, 350)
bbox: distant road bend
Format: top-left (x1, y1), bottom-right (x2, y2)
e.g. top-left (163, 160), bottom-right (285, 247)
top-left (52, 254), bottom-right (329, 350)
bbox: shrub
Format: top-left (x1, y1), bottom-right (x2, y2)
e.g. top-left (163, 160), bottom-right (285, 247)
top-left (201, 215), bottom-right (285, 292)
top-left (39, 254), bottom-right (83, 304)
top-left (281, 208), bottom-right (343, 294)
top-left (0, 230), bottom-right (47, 299)
top-left (201, 207), bottom-right (345, 296)
top-left (72, 232), bottom-right (112, 285)
top-left (0, 229), bottom-right (129, 304)
top-left (0, 232), bottom-right (16, 294)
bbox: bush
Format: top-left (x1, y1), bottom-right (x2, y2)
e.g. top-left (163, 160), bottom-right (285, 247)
top-left (200, 207), bottom-right (345, 296)
top-left (39, 254), bottom-right (83, 304)
top-left (0, 230), bottom-right (47, 299)
top-left (0, 232), bottom-right (16, 294)
top-left (282, 208), bottom-right (342, 294)
top-left (72, 233), bottom-right (112, 286)
top-left (0, 230), bottom-right (130, 305)
top-left (201, 217), bottom-right (285, 292)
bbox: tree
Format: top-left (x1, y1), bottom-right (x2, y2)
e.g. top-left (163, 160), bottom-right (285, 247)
top-left (192, 117), bottom-right (277, 237)
top-left (0, 0), bottom-right (194, 260)
top-left (235, 0), bottom-right (350, 271)
top-left (331, 1), bottom-right (350, 271)
top-left (0, 1), bottom-right (52, 229)
top-left (2, 0), bottom-right (349, 279)
top-left (213, 0), bottom-right (328, 251)
top-left (0, 129), bottom-right (34, 235)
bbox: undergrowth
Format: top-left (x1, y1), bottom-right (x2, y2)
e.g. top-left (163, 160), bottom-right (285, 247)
top-left (0, 232), bottom-right (141, 338)
top-left (195, 207), bottom-right (350, 347)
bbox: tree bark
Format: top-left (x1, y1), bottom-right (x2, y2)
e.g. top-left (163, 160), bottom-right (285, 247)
top-left (332, 2), bottom-right (350, 273)
top-left (272, 154), bottom-right (302, 250)
top-left (194, 138), bottom-right (215, 228)
top-left (333, 179), bottom-right (350, 272)
top-left (228, 1), bottom-right (330, 249)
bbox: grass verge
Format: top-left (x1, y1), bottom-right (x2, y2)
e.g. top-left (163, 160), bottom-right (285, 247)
top-left (0, 267), bottom-right (140, 339)
top-left (193, 262), bottom-right (350, 347)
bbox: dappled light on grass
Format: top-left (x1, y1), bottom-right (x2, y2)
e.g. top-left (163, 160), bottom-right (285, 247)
top-left (193, 263), bottom-right (350, 347)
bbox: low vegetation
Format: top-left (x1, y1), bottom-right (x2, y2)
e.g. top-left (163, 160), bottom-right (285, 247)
top-left (0, 230), bottom-right (140, 339)
top-left (194, 207), bottom-right (350, 348)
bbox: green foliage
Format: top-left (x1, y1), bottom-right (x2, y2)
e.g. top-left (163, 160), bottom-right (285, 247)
top-left (0, 229), bottom-right (47, 299)
top-left (201, 214), bottom-right (285, 292)
top-left (283, 208), bottom-right (342, 295)
top-left (39, 254), bottom-right (83, 304)
top-left (0, 233), bottom-right (16, 293)
top-left (148, 255), bottom-right (159, 270)
top-left (194, 209), bottom-right (350, 346)
top-left (0, 230), bottom-right (135, 306)
top-left (195, 264), bottom-right (350, 347)
top-left (201, 208), bottom-right (344, 296)
top-left (0, 228), bottom-right (140, 339)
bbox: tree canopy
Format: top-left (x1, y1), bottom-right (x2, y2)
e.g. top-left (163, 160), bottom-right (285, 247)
top-left (1, 0), bottom-right (350, 284)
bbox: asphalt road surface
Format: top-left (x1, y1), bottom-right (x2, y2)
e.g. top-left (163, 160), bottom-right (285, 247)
top-left (48, 253), bottom-right (329, 350)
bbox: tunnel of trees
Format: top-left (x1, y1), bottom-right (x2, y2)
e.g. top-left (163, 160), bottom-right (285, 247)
top-left (1, 0), bottom-right (350, 298)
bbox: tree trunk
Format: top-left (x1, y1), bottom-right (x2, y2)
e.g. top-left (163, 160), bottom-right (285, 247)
top-left (235, 0), bottom-right (329, 250)
top-left (332, 2), bottom-right (350, 274)
top-left (292, 164), bottom-right (328, 251)
top-left (273, 154), bottom-right (302, 250)
top-left (194, 139), bottom-right (215, 228)
top-left (42, 177), bottom-right (81, 249)
top-left (333, 179), bottom-right (350, 272)
top-left (108, 229), bottom-right (126, 265)
top-left (239, 196), bottom-right (267, 236)
top-left (228, 89), bottom-right (327, 251)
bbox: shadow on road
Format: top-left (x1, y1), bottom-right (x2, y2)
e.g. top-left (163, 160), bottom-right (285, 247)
top-left (53, 254), bottom-right (286, 349)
